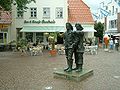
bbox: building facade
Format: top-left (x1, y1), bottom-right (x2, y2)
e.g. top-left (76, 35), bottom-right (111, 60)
top-left (9, 0), bottom-right (94, 45)
top-left (68, 0), bottom-right (95, 39)
top-left (0, 7), bottom-right (11, 45)
top-left (96, 0), bottom-right (120, 35)
top-left (10, 0), bottom-right (67, 44)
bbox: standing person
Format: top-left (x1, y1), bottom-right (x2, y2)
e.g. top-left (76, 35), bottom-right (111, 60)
top-left (73, 23), bottom-right (85, 72)
top-left (115, 38), bottom-right (119, 51)
top-left (109, 38), bottom-right (113, 50)
top-left (63, 22), bottom-right (75, 72)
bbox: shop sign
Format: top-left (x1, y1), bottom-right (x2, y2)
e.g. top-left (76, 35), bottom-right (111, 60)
top-left (0, 24), bottom-right (9, 29)
top-left (24, 20), bottom-right (55, 24)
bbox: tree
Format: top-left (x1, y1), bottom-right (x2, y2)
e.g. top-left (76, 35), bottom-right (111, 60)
top-left (94, 22), bottom-right (104, 43)
top-left (0, 0), bottom-right (35, 11)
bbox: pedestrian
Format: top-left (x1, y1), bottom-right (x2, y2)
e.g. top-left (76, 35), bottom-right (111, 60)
top-left (115, 38), bottom-right (119, 51)
top-left (109, 38), bottom-right (113, 50)
top-left (63, 22), bottom-right (75, 72)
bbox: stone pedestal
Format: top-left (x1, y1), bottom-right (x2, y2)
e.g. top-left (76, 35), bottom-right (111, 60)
top-left (53, 68), bottom-right (93, 81)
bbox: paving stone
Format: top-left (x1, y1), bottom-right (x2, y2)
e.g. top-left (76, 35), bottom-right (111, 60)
top-left (0, 49), bottom-right (120, 90)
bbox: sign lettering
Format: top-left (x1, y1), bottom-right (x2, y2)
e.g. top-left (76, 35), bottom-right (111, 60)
top-left (24, 20), bottom-right (55, 24)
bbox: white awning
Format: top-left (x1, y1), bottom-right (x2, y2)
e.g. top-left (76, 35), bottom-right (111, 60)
top-left (20, 26), bottom-right (65, 32)
top-left (113, 33), bottom-right (120, 36)
top-left (73, 26), bottom-right (96, 32)
top-left (82, 29), bottom-right (96, 32)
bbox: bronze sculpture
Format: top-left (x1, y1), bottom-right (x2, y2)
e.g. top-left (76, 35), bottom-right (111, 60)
top-left (63, 23), bottom-right (84, 72)
top-left (73, 23), bottom-right (85, 72)
top-left (63, 22), bottom-right (75, 72)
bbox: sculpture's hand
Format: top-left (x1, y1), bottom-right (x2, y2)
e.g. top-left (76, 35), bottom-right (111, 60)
top-left (71, 43), bottom-right (75, 48)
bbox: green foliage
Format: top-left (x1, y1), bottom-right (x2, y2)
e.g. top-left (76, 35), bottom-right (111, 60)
top-left (94, 22), bottom-right (104, 41)
top-left (17, 39), bottom-right (27, 49)
top-left (9, 39), bottom-right (27, 49)
top-left (48, 33), bottom-right (57, 50)
top-left (0, 0), bottom-right (12, 11)
top-left (0, 0), bottom-right (35, 11)
top-left (8, 40), bottom-right (16, 45)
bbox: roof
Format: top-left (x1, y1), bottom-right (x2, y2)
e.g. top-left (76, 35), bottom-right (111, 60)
top-left (0, 10), bottom-right (11, 24)
top-left (68, 0), bottom-right (94, 24)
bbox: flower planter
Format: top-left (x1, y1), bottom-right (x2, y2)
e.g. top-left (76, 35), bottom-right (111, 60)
top-left (49, 49), bottom-right (57, 56)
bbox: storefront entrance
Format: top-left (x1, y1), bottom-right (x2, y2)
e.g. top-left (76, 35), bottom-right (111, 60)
top-left (0, 32), bottom-right (7, 44)
top-left (25, 32), bottom-right (43, 43)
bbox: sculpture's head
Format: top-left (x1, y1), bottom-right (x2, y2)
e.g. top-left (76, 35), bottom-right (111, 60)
top-left (66, 22), bottom-right (73, 31)
top-left (75, 23), bottom-right (83, 31)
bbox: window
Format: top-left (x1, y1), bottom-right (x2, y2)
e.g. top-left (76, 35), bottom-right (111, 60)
top-left (109, 10), bottom-right (111, 16)
top-left (115, 20), bottom-right (117, 28)
top-left (0, 33), bottom-right (7, 43)
top-left (43, 8), bottom-right (50, 18)
top-left (118, 0), bottom-right (120, 6)
top-left (30, 8), bottom-right (37, 18)
top-left (112, 6), bottom-right (114, 15)
top-left (17, 9), bottom-right (23, 18)
top-left (109, 20), bottom-right (117, 29)
top-left (106, 6), bottom-right (108, 10)
top-left (56, 7), bottom-right (63, 19)
top-left (0, 33), bottom-right (3, 43)
top-left (116, 8), bottom-right (118, 14)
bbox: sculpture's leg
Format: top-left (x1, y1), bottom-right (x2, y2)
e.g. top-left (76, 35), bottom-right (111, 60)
top-left (64, 50), bottom-right (69, 71)
top-left (65, 60), bottom-right (73, 72)
top-left (76, 64), bottom-right (82, 72)
top-left (73, 50), bottom-right (78, 70)
top-left (65, 49), bottom-right (73, 72)
top-left (64, 66), bottom-right (69, 71)
top-left (72, 64), bottom-right (78, 70)
top-left (75, 53), bottom-right (83, 72)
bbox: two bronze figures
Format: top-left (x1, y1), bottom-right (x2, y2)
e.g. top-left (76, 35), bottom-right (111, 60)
top-left (63, 23), bottom-right (85, 72)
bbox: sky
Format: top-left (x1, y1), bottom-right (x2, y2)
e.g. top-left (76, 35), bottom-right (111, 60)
top-left (83, 0), bottom-right (110, 13)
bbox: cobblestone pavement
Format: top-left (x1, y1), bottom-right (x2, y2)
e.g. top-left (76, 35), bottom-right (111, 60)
top-left (0, 49), bottom-right (120, 90)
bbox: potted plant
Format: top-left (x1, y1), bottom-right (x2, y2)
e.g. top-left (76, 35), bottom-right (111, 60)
top-left (48, 33), bottom-right (57, 56)
top-left (8, 40), bottom-right (17, 51)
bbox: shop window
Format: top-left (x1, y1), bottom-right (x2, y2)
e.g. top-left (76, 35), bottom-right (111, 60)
top-left (43, 8), bottom-right (50, 18)
top-left (0, 33), bottom-right (3, 43)
top-left (56, 7), bottom-right (63, 19)
top-left (25, 33), bottom-right (33, 42)
top-left (0, 33), bottom-right (7, 43)
top-left (36, 33), bottom-right (43, 43)
top-left (30, 8), bottom-right (37, 18)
